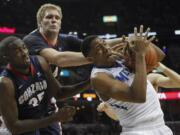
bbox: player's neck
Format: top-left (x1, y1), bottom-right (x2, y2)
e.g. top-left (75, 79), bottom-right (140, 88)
top-left (8, 64), bottom-right (30, 75)
top-left (40, 31), bottom-right (58, 46)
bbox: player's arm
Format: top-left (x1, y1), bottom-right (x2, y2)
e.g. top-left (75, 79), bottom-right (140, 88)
top-left (91, 70), bottom-right (146, 103)
top-left (105, 37), bottom-right (127, 47)
top-left (147, 73), bottom-right (167, 92)
top-left (91, 53), bottom-right (147, 103)
top-left (40, 48), bottom-right (92, 68)
top-left (148, 63), bottom-right (180, 89)
top-left (147, 73), bottom-right (179, 90)
top-left (37, 56), bottom-right (91, 100)
top-left (158, 63), bottom-right (180, 86)
top-left (149, 43), bottom-right (165, 62)
top-left (23, 37), bottom-right (92, 68)
top-left (55, 80), bottom-right (91, 100)
top-left (0, 77), bottom-right (75, 134)
top-left (97, 102), bottom-right (118, 121)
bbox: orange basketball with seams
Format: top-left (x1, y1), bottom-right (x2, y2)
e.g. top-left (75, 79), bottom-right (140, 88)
top-left (145, 45), bottom-right (158, 72)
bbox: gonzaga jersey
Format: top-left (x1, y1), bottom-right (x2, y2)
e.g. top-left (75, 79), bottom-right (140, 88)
top-left (91, 61), bottom-right (165, 129)
top-left (1, 56), bottom-right (48, 120)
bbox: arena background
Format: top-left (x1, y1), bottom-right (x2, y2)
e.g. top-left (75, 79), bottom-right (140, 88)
top-left (0, 0), bottom-right (180, 134)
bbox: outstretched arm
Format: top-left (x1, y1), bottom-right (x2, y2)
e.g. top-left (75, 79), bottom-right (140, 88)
top-left (106, 37), bottom-right (127, 47)
top-left (158, 63), bottom-right (180, 84)
top-left (37, 56), bottom-right (91, 100)
top-left (148, 63), bottom-right (180, 90)
top-left (23, 35), bottom-right (92, 68)
top-left (56, 79), bottom-right (90, 100)
top-left (0, 77), bottom-right (75, 134)
top-left (40, 48), bottom-right (92, 68)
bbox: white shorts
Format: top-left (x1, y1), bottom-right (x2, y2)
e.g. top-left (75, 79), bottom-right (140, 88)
top-left (121, 125), bottom-right (173, 135)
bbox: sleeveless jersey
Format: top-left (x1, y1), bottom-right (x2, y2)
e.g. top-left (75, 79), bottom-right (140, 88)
top-left (91, 61), bottom-right (165, 129)
top-left (0, 56), bottom-right (49, 135)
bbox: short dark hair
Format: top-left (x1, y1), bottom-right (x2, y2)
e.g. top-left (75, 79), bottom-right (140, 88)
top-left (0, 36), bottom-right (20, 65)
top-left (81, 35), bottom-right (98, 57)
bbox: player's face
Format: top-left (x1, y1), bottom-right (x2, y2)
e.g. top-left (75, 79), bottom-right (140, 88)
top-left (41, 9), bottom-right (62, 34)
top-left (8, 40), bottom-right (30, 69)
top-left (89, 38), bottom-right (116, 67)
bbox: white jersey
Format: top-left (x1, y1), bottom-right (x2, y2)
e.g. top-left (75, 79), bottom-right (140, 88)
top-left (91, 61), bottom-right (168, 130)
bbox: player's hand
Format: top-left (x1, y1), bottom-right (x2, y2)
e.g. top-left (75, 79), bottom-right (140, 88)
top-left (97, 102), bottom-right (109, 112)
top-left (107, 36), bottom-right (128, 60)
top-left (128, 25), bottom-right (155, 55)
top-left (55, 106), bottom-right (76, 123)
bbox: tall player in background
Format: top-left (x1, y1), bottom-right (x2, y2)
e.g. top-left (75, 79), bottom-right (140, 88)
top-left (0, 36), bottom-right (90, 135)
top-left (23, 4), bottom-right (93, 135)
top-left (81, 26), bottom-right (173, 135)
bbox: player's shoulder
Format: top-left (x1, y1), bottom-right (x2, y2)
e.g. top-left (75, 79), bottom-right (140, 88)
top-left (0, 76), bottom-right (13, 88)
top-left (23, 29), bottom-right (42, 42)
top-left (91, 67), bottom-right (113, 80)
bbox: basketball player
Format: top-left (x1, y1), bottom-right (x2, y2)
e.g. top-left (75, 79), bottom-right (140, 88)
top-left (23, 4), bottom-right (94, 134)
top-left (148, 62), bottom-right (180, 91)
top-left (0, 36), bottom-right (90, 135)
top-left (81, 26), bottom-right (173, 135)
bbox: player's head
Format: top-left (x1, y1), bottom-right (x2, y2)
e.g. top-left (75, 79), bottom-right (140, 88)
top-left (37, 3), bottom-right (62, 34)
top-left (0, 36), bottom-right (30, 69)
top-left (81, 35), bottom-right (116, 67)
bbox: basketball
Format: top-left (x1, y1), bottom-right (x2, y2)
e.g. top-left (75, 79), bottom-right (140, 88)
top-left (145, 44), bottom-right (158, 72)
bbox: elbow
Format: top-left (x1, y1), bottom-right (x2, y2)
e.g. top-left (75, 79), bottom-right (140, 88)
top-left (132, 94), bottom-right (146, 103)
top-left (134, 97), bottom-right (146, 103)
top-left (131, 89), bottom-right (146, 103)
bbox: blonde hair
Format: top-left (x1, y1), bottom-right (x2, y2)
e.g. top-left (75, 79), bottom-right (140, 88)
top-left (36, 3), bottom-right (62, 28)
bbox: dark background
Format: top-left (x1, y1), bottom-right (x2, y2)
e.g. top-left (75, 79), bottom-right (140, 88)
top-left (1, 0), bottom-right (180, 134)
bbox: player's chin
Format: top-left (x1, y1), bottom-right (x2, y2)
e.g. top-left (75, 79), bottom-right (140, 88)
top-left (48, 29), bottom-right (60, 33)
